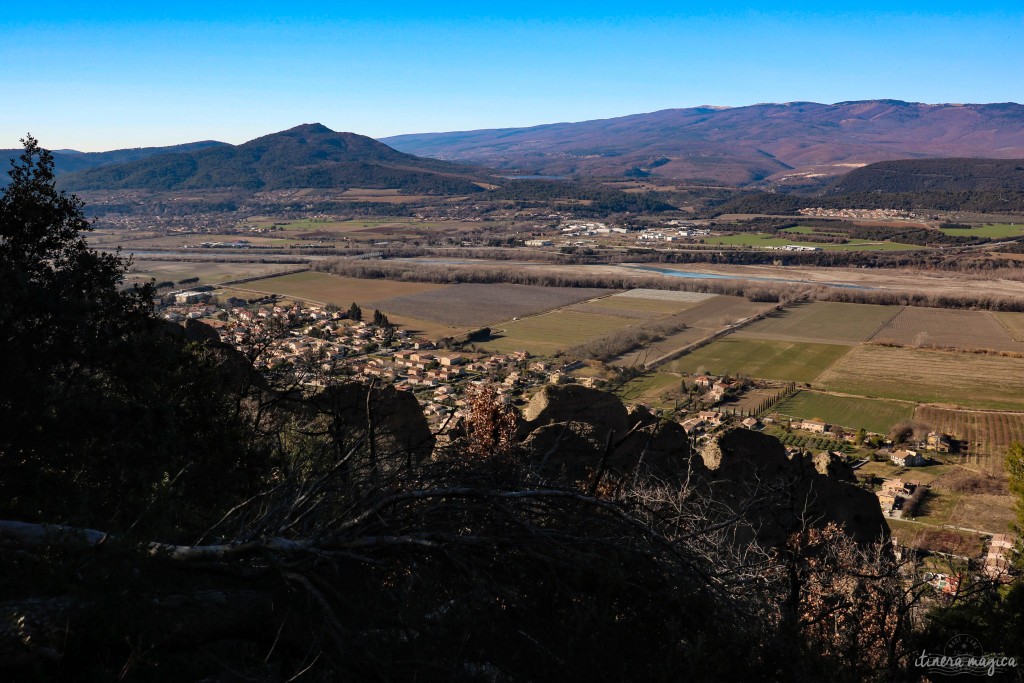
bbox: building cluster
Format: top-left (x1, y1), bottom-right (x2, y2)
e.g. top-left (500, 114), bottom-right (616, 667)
top-left (693, 374), bottom-right (743, 404)
top-left (163, 295), bottom-right (598, 429)
top-left (635, 226), bottom-right (709, 243)
top-left (798, 207), bottom-right (919, 220)
top-left (875, 478), bottom-right (919, 515)
top-left (765, 244), bottom-right (822, 252)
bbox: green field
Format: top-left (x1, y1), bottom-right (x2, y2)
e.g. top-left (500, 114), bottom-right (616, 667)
top-left (479, 310), bottom-right (634, 355)
top-left (816, 344), bottom-right (1024, 410)
top-left (940, 223), bottom-right (1024, 238)
top-left (705, 233), bottom-right (922, 251)
top-left (614, 372), bottom-right (681, 405)
top-left (734, 301), bottom-right (898, 344)
top-left (774, 390), bottom-right (915, 433)
top-left (669, 338), bottom-right (851, 383)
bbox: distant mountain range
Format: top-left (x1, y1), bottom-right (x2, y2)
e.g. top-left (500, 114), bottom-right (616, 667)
top-left (0, 141), bottom-right (227, 186)
top-left (44, 124), bottom-right (494, 194)
top-left (382, 100), bottom-right (1024, 186)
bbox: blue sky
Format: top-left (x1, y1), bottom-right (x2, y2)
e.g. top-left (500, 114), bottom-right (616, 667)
top-left (1, 2), bottom-right (1021, 150)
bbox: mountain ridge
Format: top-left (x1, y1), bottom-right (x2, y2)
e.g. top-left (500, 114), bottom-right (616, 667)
top-left (57, 124), bottom-right (494, 194)
top-left (381, 100), bottom-right (1024, 186)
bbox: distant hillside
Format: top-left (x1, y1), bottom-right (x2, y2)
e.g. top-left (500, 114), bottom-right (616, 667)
top-left (59, 124), bottom-right (493, 194)
top-left (0, 141), bottom-right (226, 186)
top-left (382, 100), bottom-right (1024, 186)
top-left (825, 158), bottom-right (1024, 194)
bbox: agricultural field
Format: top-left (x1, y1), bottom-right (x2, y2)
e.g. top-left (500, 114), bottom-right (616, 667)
top-left (611, 296), bottom-right (775, 367)
top-left (124, 260), bottom-right (299, 286)
top-left (568, 301), bottom-right (674, 320)
top-left (669, 338), bottom-right (851, 383)
top-left (939, 223), bottom-right (1024, 238)
top-left (773, 390), bottom-right (914, 434)
top-left (994, 312), bottom-right (1024, 341)
top-left (613, 327), bottom-right (712, 368)
top-left (816, 345), bottom-right (1024, 410)
top-left (478, 310), bottom-right (634, 355)
top-left (568, 289), bottom-right (715, 319)
top-left (611, 289), bottom-right (719, 303)
top-left (726, 387), bottom-right (789, 414)
top-left (914, 406), bottom-right (1024, 475)
top-left (947, 494), bottom-right (1017, 534)
top-left (119, 233), bottom-right (312, 249)
top-left (235, 271), bottom-right (444, 306)
top-left (705, 233), bottom-right (921, 251)
top-left (886, 520), bottom-right (985, 557)
top-left (614, 372), bottom-right (682, 407)
top-left (368, 283), bottom-right (613, 328)
top-left (869, 307), bottom-right (1024, 353)
top-left (734, 301), bottom-right (897, 344)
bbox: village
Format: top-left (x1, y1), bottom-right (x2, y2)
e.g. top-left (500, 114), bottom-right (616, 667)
top-left (159, 289), bottom-right (1018, 587)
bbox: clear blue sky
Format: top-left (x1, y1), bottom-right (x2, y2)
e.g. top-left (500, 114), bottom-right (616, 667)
top-left (1, 2), bottom-right (1021, 151)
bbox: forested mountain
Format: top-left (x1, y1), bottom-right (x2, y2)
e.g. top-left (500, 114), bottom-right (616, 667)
top-left (58, 124), bottom-right (495, 194)
top-left (712, 157), bottom-right (1024, 215)
top-left (382, 100), bottom-right (1024, 185)
top-left (0, 140), bottom-right (226, 185)
top-left (825, 157), bottom-right (1024, 194)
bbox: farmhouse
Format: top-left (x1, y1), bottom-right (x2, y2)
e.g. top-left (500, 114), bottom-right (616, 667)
top-left (681, 418), bottom-right (705, 434)
top-left (882, 478), bottom-right (916, 496)
top-left (876, 492), bottom-right (900, 512)
top-left (926, 431), bottom-right (953, 453)
top-left (698, 410), bottom-right (725, 426)
top-left (890, 449), bottom-right (925, 467)
top-left (984, 534), bottom-right (1015, 581)
top-left (800, 419), bottom-right (828, 434)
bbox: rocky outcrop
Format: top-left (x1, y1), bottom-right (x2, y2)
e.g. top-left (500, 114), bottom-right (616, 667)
top-left (309, 383), bottom-right (435, 465)
top-left (699, 429), bottom-right (887, 546)
top-left (515, 385), bottom-right (886, 547)
top-left (517, 385), bottom-right (699, 486)
top-left (516, 387), bottom-right (700, 489)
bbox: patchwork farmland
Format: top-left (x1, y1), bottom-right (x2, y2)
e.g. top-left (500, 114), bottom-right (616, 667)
top-left (368, 283), bottom-right (613, 328)
top-left (868, 307), bottom-right (1024, 353)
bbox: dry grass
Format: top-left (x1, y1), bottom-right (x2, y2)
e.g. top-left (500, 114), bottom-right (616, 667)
top-left (994, 312), bottom-right (1024, 340)
top-left (887, 520), bottom-right (985, 557)
top-left (947, 494), bottom-right (1016, 534)
top-left (734, 301), bottom-right (897, 345)
top-left (816, 345), bottom-right (1024, 410)
top-left (870, 307), bottom-right (1024, 352)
